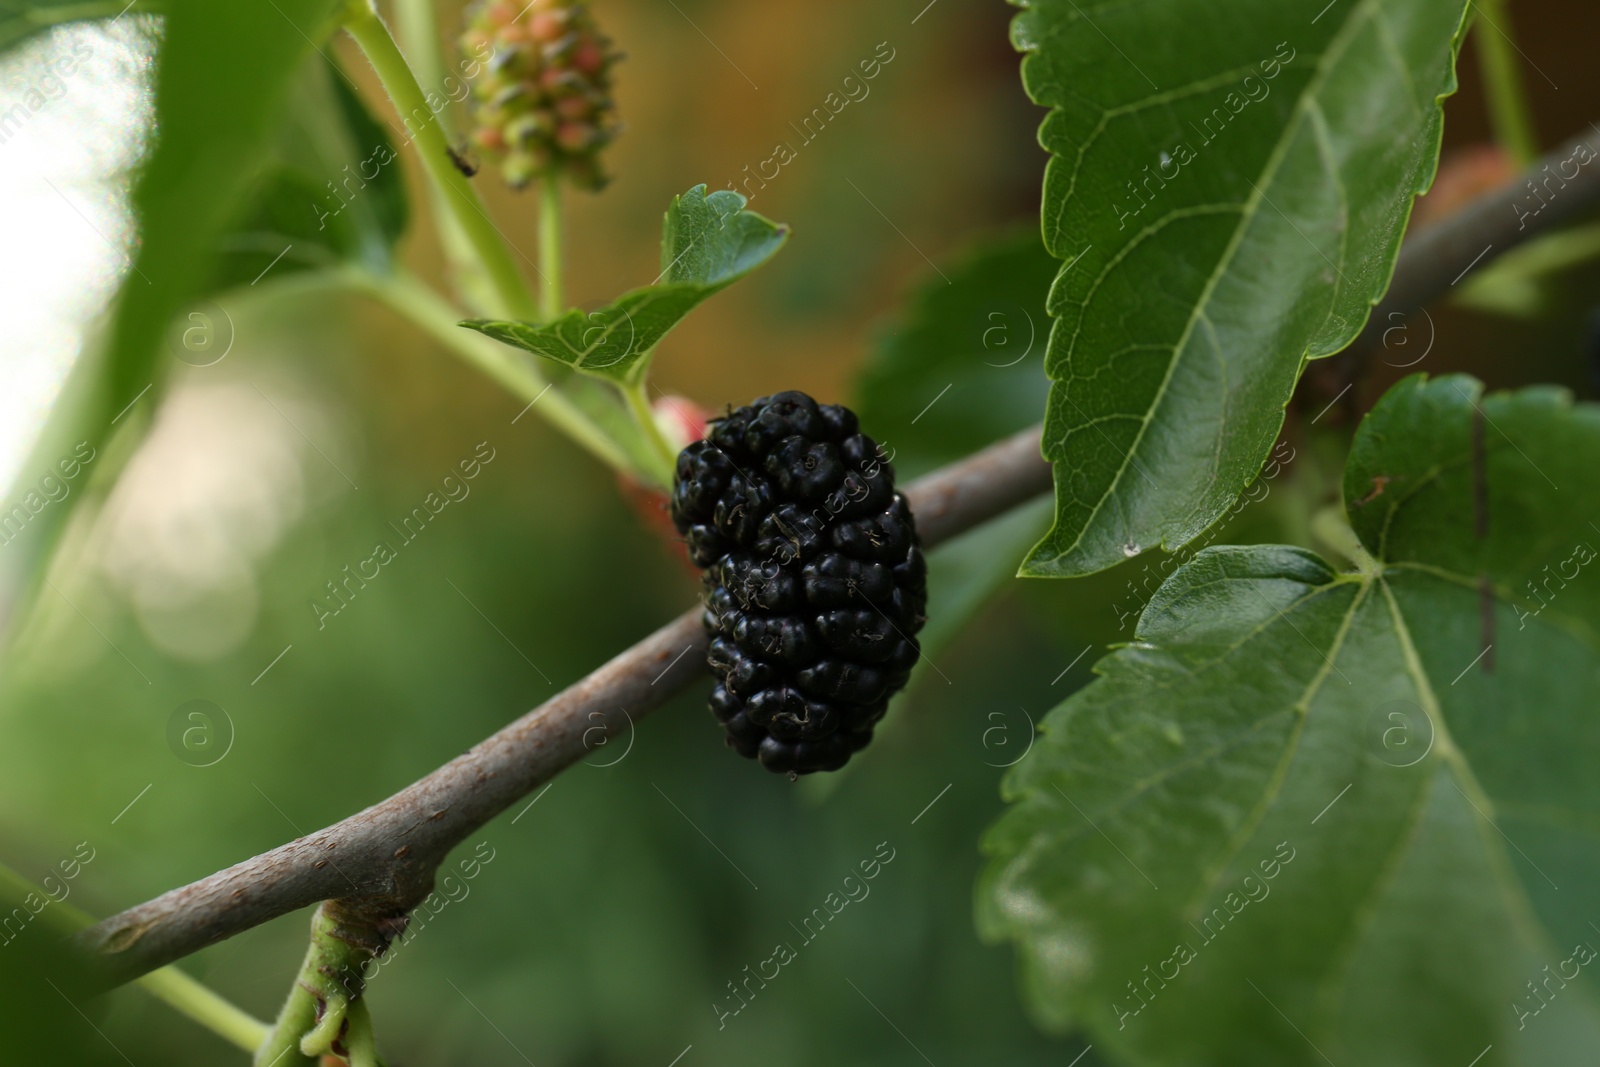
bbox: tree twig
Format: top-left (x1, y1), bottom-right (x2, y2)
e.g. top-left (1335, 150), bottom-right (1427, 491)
top-left (76, 426), bottom-right (1053, 987)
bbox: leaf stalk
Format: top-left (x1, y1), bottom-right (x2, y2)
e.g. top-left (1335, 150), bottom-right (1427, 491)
top-left (622, 379), bottom-right (680, 487)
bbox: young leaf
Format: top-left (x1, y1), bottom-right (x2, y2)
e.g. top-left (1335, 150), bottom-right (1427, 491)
top-left (1016, 0), bottom-right (1472, 577)
top-left (460, 185), bottom-right (788, 385)
top-left (980, 374), bottom-right (1600, 1065)
top-left (855, 229), bottom-right (1056, 476)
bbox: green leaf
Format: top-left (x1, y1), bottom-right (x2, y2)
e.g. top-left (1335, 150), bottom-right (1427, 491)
top-left (0, 0), bottom-right (341, 649)
top-left (207, 60), bottom-right (408, 292)
top-left (461, 185), bottom-right (788, 386)
top-left (855, 229), bottom-right (1056, 477)
top-left (980, 373), bottom-right (1600, 1065)
top-left (1016, 0), bottom-right (1472, 578)
top-left (99, 0), bottom-right (344, 400)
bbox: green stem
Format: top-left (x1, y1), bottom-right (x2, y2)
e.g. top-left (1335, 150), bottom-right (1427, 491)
top-left (139, 967), bottom-right (270, 1054)
top-left (392, 0), bottom-right (497, 315)
top-left (1475, 0), bottom-right (1539, 166)
top-left (0, 862), bottom-right (269, 1054)
top-left (254, 987), bottom-right (318, 1067)
top-left (345, 997), bottom-right (386, 1067)
top-left (347, 268), bottom-right (635, 474)
top-left (342, 1), bottom-right (540, 320)
top-left (539, 178), bottom-right (565, 321)
top-left (255, 904), bottom-right (385, 1067)
top-left (243, 266), bottom-right (662, 482)
top-left (390, 0), bottom-right (442, 94)
top-left (622, 380), bottom-right (678, 486)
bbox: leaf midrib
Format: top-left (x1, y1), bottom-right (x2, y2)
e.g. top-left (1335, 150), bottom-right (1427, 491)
top-left (1307, 577), bottom-right (1596, 1050)
top-left (1045, 0), bottom-right (1380, 563)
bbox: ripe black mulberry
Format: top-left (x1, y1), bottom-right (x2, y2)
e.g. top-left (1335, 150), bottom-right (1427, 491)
top-left (670, 391), bottom-right (926, 776)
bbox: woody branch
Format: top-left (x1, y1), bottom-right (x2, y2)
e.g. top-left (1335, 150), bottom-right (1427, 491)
top-left (75, 426), bottom-right (1052, 987)
top-left (73, 123), bottom-right (1600, 988)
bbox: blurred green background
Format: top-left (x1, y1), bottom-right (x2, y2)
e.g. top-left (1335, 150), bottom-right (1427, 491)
top-left (0, 0), bottom-right (1597, 1063)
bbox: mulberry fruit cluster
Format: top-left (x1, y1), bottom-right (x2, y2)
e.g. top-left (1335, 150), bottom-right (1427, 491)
top-left (461, 0), bottom-right (622, 190)
top-left (670, 392), bottom-right (927, 776)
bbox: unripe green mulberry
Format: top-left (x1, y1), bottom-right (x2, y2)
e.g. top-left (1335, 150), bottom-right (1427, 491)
top-left (461, 0), bottom-right (622, 190)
